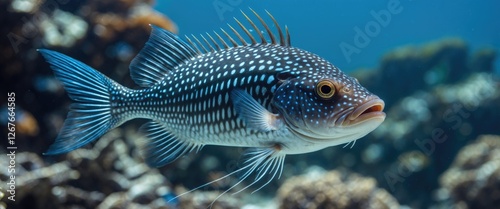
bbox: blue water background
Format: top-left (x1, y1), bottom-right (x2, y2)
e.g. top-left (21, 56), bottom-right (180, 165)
top-left (156, 0), bottom-right (499, 74)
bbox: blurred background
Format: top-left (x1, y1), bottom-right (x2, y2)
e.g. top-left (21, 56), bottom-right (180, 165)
top-left (1, 0), bottom-right (499, 208)
top-left (160, 0), bottom-right (500, 73)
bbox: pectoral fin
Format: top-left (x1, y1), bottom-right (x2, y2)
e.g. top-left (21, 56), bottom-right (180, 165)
top-left (230, 89), bottom-right (283, 132)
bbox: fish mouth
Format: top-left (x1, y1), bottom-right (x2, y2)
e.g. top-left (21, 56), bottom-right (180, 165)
top-left (284, 96), bottom-right (385, 143)
top-left (334, 97), bottom-right (386, 126)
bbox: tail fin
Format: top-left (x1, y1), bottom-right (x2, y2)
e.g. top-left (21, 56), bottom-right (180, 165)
top-left (39, 49), bottom-right (118, 155)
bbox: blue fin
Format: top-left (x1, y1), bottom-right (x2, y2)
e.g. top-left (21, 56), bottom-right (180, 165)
top-left (38, 49), bottom-right (117, 155)
top-left (230, 89), bottom-right (283, 132)
top-left (130, 25), bottom-right (199, 87)
top-left (139, 121), bottom-right (202, 167)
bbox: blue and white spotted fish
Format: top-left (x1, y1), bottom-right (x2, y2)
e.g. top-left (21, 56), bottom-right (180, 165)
top-left (39, 10), bottom-right (385, 199)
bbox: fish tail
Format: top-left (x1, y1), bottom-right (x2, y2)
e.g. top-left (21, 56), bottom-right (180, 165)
top-left (39, 49), bottom-right (120, 155)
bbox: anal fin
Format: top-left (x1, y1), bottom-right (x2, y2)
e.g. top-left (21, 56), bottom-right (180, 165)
top-left (139, 121), bottom-right (201, 167)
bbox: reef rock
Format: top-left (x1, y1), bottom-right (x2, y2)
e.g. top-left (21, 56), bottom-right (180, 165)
top-left (177, 190), bottom-right (241, 209)
top-left (277, 169), bottom-right (400, 209)
top-left (351, 38), bottom-right (495, 108)
top-left (0, 130), bottom-right (173, 209)
top-left (437, 135), bottom-right (500, 209)
top-left (0, 0), bottom-right (177, 157)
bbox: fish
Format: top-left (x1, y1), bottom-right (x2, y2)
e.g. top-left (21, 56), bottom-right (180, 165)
top-left (39, 10), bottom-right (386, 201)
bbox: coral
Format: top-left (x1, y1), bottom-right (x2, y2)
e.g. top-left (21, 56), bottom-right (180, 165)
top-left (0, 0), bottom-right (177, 165)
top-left (363, 72), bottom-right (499, 207)
top-left (0, 130), bottom-right (173, 209)
top-left (438, 135), bottom-right (500, 209)
top-left (40, 9), bottom-right (88, 47)
top-left (374, 72), bottom-right (499, 145)
top-left (0, 184), bottom-right (7, 209)
top-left (177, 191), bottom-right (241, 209)
top-left (277, 169), bottom-right (400, 209)
top-left (0, 128), bottom-right (244, 209)
top-left (1, 3), bottom-right (212, 207)
top-left (469, 48), bottom-right (496, 73)
top-left (351, 37), bottom-right (491, 109)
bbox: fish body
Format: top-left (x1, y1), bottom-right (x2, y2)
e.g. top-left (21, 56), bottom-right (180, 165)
top-left (39, 10), bottom-right (385, 197)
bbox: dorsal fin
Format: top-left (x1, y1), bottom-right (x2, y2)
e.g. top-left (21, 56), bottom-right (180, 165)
top-left (191, 34), bottom-right (209, 54)
top-left (130, 25), bottom-right (198, 87)
top-left (264, 10), bottom-right (285, 46)
top-left (200, 34), bottom-right (215, 52)
top-left (248, 9), bottom-right (274, 44)
top-left (227, 23), bottom-right (247, 45)
top-left (206, 33), bottom-right (221, 50)
top-left (185, 10), bottom-right (292, 52)
top-left (285, 25), bottom-right (291, 46)
top-left (240, 10), bottom-right (266, 44)
top-left (213, 31), bottom-right (229, 49)
top-left (220, 28), bottom-right (238, 47)
top-left (234, 17), bottom-right (257, 45)
top-left (184, 36), bottom-right (201, 54)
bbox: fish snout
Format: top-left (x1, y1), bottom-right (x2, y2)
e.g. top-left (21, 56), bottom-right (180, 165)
top-left (344, 96), bottom-right (385, 126)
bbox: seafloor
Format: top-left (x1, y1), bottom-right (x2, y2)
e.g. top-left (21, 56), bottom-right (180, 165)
top-left (1, 1), bottom-right (499, 209)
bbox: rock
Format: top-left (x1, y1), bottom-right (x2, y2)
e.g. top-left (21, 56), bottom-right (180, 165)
top-left (351, 38), bottom-right (494, 109)
top-left (0, 0), bottom-right (178, 156)
top-left (0, 130), bottom-right (172, 209)
top-left (178, 190), bottom-right (241, 209)
top-left (469, 48), bottom-right (496, 73)
top-left (438, 135), bottom-right (500, 209)
top-left (277, 169), bottom-right (400, 209)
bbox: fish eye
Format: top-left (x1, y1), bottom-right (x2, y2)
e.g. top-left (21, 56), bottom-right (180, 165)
top-left (316, 80), bottom-right (336, 99)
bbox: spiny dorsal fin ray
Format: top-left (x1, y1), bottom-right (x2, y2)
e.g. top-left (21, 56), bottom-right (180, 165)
top-left (130, 25), bottom-right (198, 87)
top-left (264, 10), bottom-right (284, 46)
top-left (220, 28), bottom-right (238, 47)
top-left (286, 25), bottom-right (291, 46)
top-left (213, 31), bottom-right (229, 49)
top-left (234, 17), bottom-right (257, 45)
top-left (200, 34), bottom-right (215, 52)
top-left (206, 32), bottom-right (221, 51)
top-left (184, 10), bottom-right (291, 52)
top-left (250, 8), bottom-right (276, 45)
top-left (184, 35), bottom-right (201, 54)
top-left (241, 10), bottom-right (267, 44)
top-left (191, 34), bottom-right (208, 54)
top-left (227, 23), bottom-right (247, 45)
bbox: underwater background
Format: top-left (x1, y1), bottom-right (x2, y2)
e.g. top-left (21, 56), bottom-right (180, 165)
top-left (0, 0), bottom-right (499, 208)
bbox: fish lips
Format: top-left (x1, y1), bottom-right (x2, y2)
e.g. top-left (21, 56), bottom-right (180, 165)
top-left (342, 97), bottom-right (386, 126)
